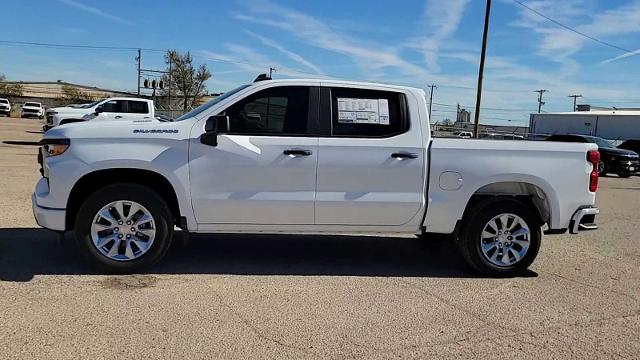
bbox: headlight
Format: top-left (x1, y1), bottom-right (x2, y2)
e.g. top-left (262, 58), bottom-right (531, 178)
top-left (40, 138), bottom-right (70, 156)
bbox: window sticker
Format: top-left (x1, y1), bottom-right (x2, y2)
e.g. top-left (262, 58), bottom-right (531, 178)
top-left (337, 98), bottom-right (390, 125)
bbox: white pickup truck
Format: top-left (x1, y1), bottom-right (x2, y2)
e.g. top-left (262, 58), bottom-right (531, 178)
top-left (44, 97), bottom-right (155, 131)
top-left (33, 77), bottom-right (600, 276)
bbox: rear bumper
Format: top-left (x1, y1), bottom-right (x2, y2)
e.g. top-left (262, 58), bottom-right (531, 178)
top-left (569, 206), bottom-right (599, 234)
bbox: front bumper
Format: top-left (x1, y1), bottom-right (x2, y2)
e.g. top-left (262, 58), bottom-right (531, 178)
top-left (32, 193), bottom-right (66, 231)
top-left (569, 206), bottom-right (599, 234)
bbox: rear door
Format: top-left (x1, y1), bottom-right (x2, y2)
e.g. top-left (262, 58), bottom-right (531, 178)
top-left (315, 87), bottom-right (426, 226)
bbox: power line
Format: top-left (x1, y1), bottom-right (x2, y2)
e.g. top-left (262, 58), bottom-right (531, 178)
top-left (0, 40), bottom-right (164, 52)
top-left (511, 0), bottom-right (634, 54)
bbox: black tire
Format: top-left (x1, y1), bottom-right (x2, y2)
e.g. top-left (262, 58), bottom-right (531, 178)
top-left (598, 161), bottom-right (607, 176)
top-left (458, 198), bottom-right (541, 277)
top-left (74, 183), bottom-right (174, 273)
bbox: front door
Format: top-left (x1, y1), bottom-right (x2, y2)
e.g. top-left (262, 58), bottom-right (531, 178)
top-left (189, 85), bottom-right (319, 225)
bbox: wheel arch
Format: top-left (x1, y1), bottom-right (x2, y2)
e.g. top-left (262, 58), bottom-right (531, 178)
top-left (66, 168), bottom-right (182, 231)
top-left (464, 181), bottom-right (554, 227)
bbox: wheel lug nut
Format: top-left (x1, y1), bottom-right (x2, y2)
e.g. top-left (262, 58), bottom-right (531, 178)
top-left (126, 234), bottom-right (131, 239)
top-left (118, 234), bottom-right (123, 239)
top-left (114, 228), bottom-right (119, 232)
top-left (127, 221), bottom-right (132, 225)
top-left (118, 221), bottom-right (123, 225)
top-left (131, 227), bottom-right (136, 232)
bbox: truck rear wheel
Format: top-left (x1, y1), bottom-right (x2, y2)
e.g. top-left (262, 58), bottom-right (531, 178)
top-left (458, 198), bottom-right (541, 277)
top-left (74, 183), bottom-right (173, 273)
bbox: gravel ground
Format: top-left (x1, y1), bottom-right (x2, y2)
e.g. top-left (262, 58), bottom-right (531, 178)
top-left (0, 117), bottom-right (638, 359)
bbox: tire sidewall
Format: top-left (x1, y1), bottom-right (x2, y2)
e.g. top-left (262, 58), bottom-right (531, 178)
top-left (75, 183), bottom-right (173, 273)
top-left (460, 198), bottom-right (541, 277)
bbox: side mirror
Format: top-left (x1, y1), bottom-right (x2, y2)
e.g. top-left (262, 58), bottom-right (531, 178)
top-left (200, 115), bottom-right (230, 146)
top-left (94, 105), bottom-right (104, 114)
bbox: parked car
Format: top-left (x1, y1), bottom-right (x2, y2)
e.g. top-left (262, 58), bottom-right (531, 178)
top-left (0, 98), bottom-right (11, 116)
top-left (452, 131), bottom-right (473, 138)
top-left (480, 133), bottom-right (525, 140)
top-left (34, 77), bottom-right (600, 276)
top-left (21, 102), bottom-right (45, 119)
top-left (44, 98), bottom-right (156, 131)
top-left (618, 139), bottom-right (640, 156)
top-left (546, 134), bottom-right (639, 177)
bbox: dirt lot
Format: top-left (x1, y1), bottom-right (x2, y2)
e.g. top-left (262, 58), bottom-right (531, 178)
top-left (0, 117), bottom-right (639, 359)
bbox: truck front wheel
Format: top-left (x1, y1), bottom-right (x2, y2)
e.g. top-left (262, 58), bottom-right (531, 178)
top-left (74, 183), bottom-right (174, 273)
top-left (458, 198), bottom-right (541, 277)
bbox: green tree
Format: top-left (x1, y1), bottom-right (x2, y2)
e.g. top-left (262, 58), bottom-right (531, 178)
top-left (60, 84), bottom-right (96, 103)
top-left (0, 73), bottom-right (24, 98)
top-left (162, 50), bottom-right (212, 110)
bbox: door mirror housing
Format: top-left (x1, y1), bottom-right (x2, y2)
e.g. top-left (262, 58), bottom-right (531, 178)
top-left (94, 105), bottom-right (104, 114)
top-left (200, 115), bottom-right (230, 146)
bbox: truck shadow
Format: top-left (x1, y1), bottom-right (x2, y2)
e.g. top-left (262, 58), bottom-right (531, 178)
top-left (0, 228), bottom-right (537, 282)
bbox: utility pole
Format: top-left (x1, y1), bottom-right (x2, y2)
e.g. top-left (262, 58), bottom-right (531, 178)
top-left (269, 66), bottom-right (276, 78)
top-left (473, 0), bottom-right (492, 139)
top-left (568, 94), bottom-right (582, 112)
top-left (168, 57), bottom-right (172, 116)
top-left (427, 84), bottom-right (437, 120)
top-left (136, 48), bottom-right (141, 96)
top-left (535, 89), bottom-right (548, 113)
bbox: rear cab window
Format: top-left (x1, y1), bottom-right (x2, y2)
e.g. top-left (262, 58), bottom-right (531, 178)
top-left (127, 101), bottom-right (149, 114)
top-left (324, 87), bottom-right (408, 137)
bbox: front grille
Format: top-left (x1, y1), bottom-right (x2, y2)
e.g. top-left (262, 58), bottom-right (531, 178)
top-left (23, 108), bottom-right (39, 113)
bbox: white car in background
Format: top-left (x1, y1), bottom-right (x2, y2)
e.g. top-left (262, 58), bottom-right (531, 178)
top-left (453, 131), bottom-right (473, 138)
top-left (44, 98), bottom-right (156, 131)
top-left (0, 98), bottom-right (12, 116)
top-left (21, 102), bottom-right (45, 119)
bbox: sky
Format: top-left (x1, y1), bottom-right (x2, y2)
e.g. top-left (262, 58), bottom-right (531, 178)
top-left (1, 0), bottom-right (639, 126)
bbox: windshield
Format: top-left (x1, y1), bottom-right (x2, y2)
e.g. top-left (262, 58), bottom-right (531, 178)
top-left (587, 136), bottom-right (613, 149)
top-left (76, 99), bottom-right (105, 109)
top-left (24, 102), bottom-right (40, 107)
top-left (0, 99), bottom-right (8, 104)
top-left (175, 85), bottom-right (250, 121)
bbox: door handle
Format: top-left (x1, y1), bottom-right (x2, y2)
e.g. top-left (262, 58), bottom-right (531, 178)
top-left (391, 152), bottom-right (418, 160)
top-left (115, 115), bottom-right (123, 119)
top-left (283, 149), bottom-right (312, 157)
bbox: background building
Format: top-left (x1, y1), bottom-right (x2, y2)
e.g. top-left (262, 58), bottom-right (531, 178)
top-left (529, 106), bottom-right (640, 140)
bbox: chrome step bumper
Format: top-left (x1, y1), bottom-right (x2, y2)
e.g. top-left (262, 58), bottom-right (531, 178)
top-left (570, 207), bottom-right (599, 234)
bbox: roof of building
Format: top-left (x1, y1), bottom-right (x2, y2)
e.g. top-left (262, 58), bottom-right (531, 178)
top-left (535, 110), bottom-right (640, 116)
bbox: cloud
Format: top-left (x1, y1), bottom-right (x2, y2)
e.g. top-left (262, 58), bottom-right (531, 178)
top-left (199, 45), bottom-right (332, 79)
top-left (233, 0), bottom-right (427, 78)
top-left (243, 30), bottom-right (324, 75)
top-left (510, 0), bottom-right (640, 71)
top-left (411, 0), bottom-right (471, 72)
top-left (56, 0), bottom-right (132, 25)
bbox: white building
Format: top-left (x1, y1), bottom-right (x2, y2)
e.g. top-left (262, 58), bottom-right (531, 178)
top-left (529, 107), bottom-right (640, 140)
